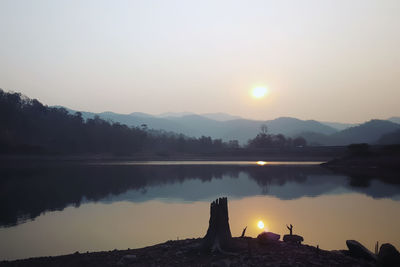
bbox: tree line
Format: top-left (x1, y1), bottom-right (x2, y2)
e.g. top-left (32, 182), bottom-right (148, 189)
top-left (0, 89), bottom-right (306, 155)
top-left (246, 124), bottom-right (307, 149)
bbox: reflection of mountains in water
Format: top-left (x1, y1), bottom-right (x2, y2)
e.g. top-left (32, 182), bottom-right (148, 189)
top-left (0, 163), bottom-right (399, 227)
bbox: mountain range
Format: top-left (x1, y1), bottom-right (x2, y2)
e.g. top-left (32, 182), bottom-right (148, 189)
top-left (59, 107), bottom-right (400, 146)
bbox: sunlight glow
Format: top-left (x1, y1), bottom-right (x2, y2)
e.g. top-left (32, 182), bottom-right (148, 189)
top-left (256, 161), bottom-right (267, 166)
top-left (252, 87), bottom-right (268, 99)
top-left (257, 220), bottom-right (264, 229)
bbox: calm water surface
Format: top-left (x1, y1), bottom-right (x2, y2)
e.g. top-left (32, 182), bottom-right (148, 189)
top-left (0, 161), bottom-right (399, 260)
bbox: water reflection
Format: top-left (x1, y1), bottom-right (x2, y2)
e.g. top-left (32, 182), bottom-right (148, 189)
top-left (0, 161), bottom-right (400, 260)
top-left (1, 162), bottom-right (399, 228)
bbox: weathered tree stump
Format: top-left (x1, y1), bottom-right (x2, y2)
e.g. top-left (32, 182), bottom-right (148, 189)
top-left (202, 197), bottom-right (232, 252)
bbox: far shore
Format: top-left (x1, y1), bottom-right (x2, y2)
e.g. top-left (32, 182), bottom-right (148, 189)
top-left (0, 154), bottom-right (332, 169)
top-left (0, 145), bottom-right (350, 163)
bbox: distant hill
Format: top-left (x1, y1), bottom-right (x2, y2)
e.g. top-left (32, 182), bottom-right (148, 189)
top-left (129, 112), bottom-right (154, 118)
top-left (321, 121), bottom-right (357, 131)
top-left (265, 117), bottom-right (336, 136)
top-left (378, 129), bottom-right (400, 144)
top-left (297, 132), bottom-right (331, 146)
top-left (58, 107), bottom-right (400, 145)
top-left (388, 117), bottom-right (400, 124)
top-left (157, 112), bottom-right (241, 121)
top-left (59, 107), bottom-right (339, 144)
top-left (302, 120), bottom-right (400, 145)
top-left (158, 112), bottom-right (195, 118)
top-left (201, 112), bottom-right (242, 121)
top-left (331, 120), bottom-right (400, 144)
top-left (1, 90), bottom-right (244, 155)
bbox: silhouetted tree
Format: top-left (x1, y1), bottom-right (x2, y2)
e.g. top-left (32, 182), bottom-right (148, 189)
top-left (247, 125), bottom-right (307, 149)
top-left (260, 124), bottom-right (268, 134)
top-left (293, 137), bottom-right (307, 147)
top-left (0, 89), bottom-right (241, 155)
top-left (0, 89), bottom-right (311, 155)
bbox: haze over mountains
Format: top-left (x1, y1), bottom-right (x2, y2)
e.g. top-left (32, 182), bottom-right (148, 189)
top-left (388, 117), bottom-right (400, 124)
top-left (61, 107), bottom-right (400, 146)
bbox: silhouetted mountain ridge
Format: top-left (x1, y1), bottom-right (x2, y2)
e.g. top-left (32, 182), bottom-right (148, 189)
top-left (0, 90), bottom-right (243, 155)
top-left (300, 120), bottom-right (400, 145)
top-left (59, 107), bottom-right (338, 144)
top-left (57, 106), bottom-right (400, 145)
top-left (321, 121), bottom-right (358, 131)
top-left (388, 117), bottom-right (400, 124)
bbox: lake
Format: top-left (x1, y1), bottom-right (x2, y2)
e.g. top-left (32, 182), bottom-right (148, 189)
top-left (0, 161), bottom-right (399, 260)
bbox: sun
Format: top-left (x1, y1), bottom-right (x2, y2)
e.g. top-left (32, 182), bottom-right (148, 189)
top-left (257, 220), bottom-right (264, 229)
top-left (252, 87), bottom-right (268, 99)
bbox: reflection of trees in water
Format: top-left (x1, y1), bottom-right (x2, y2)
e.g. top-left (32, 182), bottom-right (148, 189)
top-left (0, 164), bottom-right (243, 227)
top-left (325, 165), bottom-right (400, 188)
top-left (348, 175), bottom-right (371, 187)
top-left (247, 167), bottom-right (308, 186)
top-left (0, 163), bottom-right (399, 227)
top-left (245, 167), bottom-right (314, 195)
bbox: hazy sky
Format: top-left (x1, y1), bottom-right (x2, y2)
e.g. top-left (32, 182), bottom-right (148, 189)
top-left (1, 0), bottom-right (399, 122)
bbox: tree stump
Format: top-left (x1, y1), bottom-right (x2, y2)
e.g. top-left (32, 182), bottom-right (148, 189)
top-left (202, 197), bottom-right (232, 251)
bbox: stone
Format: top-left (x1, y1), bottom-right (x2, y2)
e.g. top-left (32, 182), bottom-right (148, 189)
top-left (257, 231), bottom-right (281, 243)
top-left (346, 240), bottom-right (377, 262)
top-left (283, 234), bottom-right (304, 244)
top-left (378, 243), bottom-right (400, 267)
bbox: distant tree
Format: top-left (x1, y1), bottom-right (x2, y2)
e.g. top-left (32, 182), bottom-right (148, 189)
top-left (141, 124), bottom-right (148, 131)
top-left (227, 140), bottom-right (239, 149)
top-left (213, 139), bottom-right (223, 149)
top-left (273, 134), bottom-right (286, 148)
top-left (247, 130), bottom-right (307, 149)
top-left (260, 124), bottom-right (268, 134)
top-left (0, 89), bottom-right (242, 155)
top-left (293, 137), bottom-right (307, 147)
top-left (247, 132), bottom-right (272, 148)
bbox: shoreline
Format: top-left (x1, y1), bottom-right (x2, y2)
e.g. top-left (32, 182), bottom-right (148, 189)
top-left (0, 237), bottom-right (376, 267)
top-left (0, 146), bottom-right (348, 163)
top-left (0, 154), bottom-right (332, 166)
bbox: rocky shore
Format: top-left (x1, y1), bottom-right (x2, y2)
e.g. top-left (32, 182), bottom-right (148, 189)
top-left (0, 237), bottom-right (387, 267)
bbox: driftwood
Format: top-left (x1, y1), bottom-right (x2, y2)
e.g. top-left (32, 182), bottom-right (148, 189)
top-left (284, 224), bottom-right (304, 244)
top-left (286, 224), bottom-right (293, 235)
top-left (202, 197), bottom-right (232, 252)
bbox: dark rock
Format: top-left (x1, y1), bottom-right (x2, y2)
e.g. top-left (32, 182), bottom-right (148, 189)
top-left (346, 240), bottom-right (377, 262)
top-left (211, 259), bottom-right (230, 267)
top-left (283, 234), bottom-right (304, 244)
top-left (378, 243), bottom-right (400, 267)
top-left (338, 249), bottom-right (350, 256)
top-left (119, 254), bottom-right (137, 264)
top-left (257, 231), bottom-right (280, 243)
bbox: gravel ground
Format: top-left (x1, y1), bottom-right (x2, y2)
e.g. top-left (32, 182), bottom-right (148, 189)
top-left (0, 238), bottom-right (375, 267)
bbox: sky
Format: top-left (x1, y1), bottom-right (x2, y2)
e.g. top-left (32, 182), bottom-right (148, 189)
top-left (0, 0), bottom-right (399, 123)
